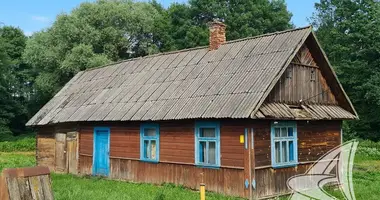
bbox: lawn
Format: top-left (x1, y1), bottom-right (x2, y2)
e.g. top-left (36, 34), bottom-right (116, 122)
top-left (0, 152), bottom-right (240, 200)
top-left (1, 142), bottom-right (380, 200)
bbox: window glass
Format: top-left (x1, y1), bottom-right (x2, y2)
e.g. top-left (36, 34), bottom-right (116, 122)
top-left (275, 128), bottom-right (280, 137)
top-left (282, 141), bottom-right (288, 162)
top-left (151, 140), bottom-right (156, 159)
top-left (288, 127), bottom-right (293, 137)
top-left (208, 142), bottom-right (216, 164)
top-left (281, 127), bottom-right (287, 137)
top-left (144, 128), bottom-right (156, 137)
top-left (199, 141), bottom-right (206, 163)
top-left (275, 142), bottom-right (280, 163)
top-left (200, 128), bottom-right (216, 138)
top-left (144, 140), bottom-right (149, 159)
top-left (289, 141), bottom-right (294, 162)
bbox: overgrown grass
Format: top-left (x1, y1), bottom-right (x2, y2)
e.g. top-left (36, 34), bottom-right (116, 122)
top-left (0, 152), bottom-right (35, 171)
top-left (0, 136), bottom-right (35, 152)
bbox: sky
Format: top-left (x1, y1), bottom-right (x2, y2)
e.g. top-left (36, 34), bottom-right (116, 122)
top-left (0, 0), bottom-right (319, 36)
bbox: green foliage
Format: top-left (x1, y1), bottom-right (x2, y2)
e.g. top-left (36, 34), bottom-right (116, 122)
top-left (61, 44), bottom-right (110, 74)
top-left (0, 136), bottom-right (36, 152)
top-left (189, 0), bottom-right (293, 40)
top-left (312, 0), bottom-right (380, 141)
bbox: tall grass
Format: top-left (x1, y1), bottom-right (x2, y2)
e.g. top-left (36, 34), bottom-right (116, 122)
top-left (0, 136), bottom-right (35, 152)
top-left (356, 140), bottom-right (380, 160)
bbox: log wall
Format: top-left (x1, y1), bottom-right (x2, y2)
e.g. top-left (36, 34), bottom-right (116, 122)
top-left (36, 119), bottom-right (342, 198)
top-left (36, 127), bottom-right (55, 171)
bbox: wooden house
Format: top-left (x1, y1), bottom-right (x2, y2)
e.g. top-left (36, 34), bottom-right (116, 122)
top-left (26, 22), bottom-right (358, 199)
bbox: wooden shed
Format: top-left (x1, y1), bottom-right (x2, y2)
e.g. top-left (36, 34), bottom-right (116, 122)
top-left (26, 23), bottom-right (358, 199)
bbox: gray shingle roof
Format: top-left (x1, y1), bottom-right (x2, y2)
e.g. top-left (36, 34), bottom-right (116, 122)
top-left (27, 26), bottom-right (315, 126)
top-left (256, 103), bottom-right (356, 120)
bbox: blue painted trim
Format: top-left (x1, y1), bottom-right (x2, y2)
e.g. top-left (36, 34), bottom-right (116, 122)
top-left (140, 123), bottom-right (160, 163)
top-left (244, 128), bottom-right (248, 149)
top-left (272, 163), bottom-right (298, 169)
top-left (92, 127), bottom-right (111, 176)
top-left (251, 128), bottom-right (254, 150)
top-left (271, 121), bottom-right (298, 168)
top-left (195, 165), bottom-right (220, 170)
top-left (194, 121), bottom-right (220, 168)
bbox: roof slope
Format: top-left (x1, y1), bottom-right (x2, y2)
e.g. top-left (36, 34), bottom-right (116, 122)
top-left (27, 26), bottom-right (312, 126)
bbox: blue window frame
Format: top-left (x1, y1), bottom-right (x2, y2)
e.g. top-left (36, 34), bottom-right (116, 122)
top-left (195, 121), bottom-right (220, 167)
top-left (140, 123), bottom-right (160, 162)
top-left (271, 121), bottom-right (298, 168)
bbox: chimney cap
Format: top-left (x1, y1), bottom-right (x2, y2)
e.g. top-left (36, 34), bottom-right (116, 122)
top-left (208, 19), bottom-right (226, 28)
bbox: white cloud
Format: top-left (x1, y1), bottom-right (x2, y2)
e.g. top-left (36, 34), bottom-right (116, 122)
top-left (31, 16), bottom-right (49, 23)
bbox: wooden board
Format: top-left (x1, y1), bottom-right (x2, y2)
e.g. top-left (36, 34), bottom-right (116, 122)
top-left (36, 129), bottom-right (55, 171)
top-left (67, 132), bottom-right (78, 174)
top-left (266, 44), bottom-right (337, 105)
top-left (1, 166), bottom-right (53, 200)
top-left (55, 133), bottom-right (67, 173)
top-left (80, 156), bottom-right (245, 197)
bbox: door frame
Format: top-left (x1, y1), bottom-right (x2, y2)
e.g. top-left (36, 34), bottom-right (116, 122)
top-left (92, 127), bottom-right (111, 176)
top-left (244, 128), bottom-right (256, 199)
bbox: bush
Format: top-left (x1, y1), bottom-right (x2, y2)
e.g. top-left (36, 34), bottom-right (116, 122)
top-left (0, 136), bottom-right (35, 152)
top-left (357, 140), bottom-right (380, 160)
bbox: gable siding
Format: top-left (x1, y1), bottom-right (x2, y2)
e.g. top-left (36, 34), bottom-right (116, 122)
top-left (267, 45), bottom-right (337, 105)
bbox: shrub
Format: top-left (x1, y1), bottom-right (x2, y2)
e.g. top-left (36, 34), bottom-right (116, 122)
top-left (0, 137), bottom-right (35, 152)
top-left (356, 140), bottom-right (380, 160)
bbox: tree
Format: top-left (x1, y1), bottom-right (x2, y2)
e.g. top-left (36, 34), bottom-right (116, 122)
top-left (0, 26), bottom-right (31, 137)
top-left (23, 0), bottom-right (161, 100)
top-left (312, 0), bottom-right (380, 141)
top-left (189, 0), bottom-right (293, 40)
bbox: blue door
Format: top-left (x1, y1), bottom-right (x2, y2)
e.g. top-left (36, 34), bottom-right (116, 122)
top-left (93, 128), bottom-right (110, 176)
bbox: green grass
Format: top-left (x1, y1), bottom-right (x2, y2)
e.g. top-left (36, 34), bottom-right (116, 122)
top-left (1, 141), bottom-right (380, 199)
top-left (0, 152), bottom-right (239, 200)
top-left (0, 152), bottom-right (35, 170)
top-left (51, 174), bottom-right (240, 200)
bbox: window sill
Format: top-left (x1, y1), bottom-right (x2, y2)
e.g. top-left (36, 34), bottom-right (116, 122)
top-left (272, 163), bottom-right (298, 169)
top-left (196, 164), bottom-right (220, 169)
top-left (140, 159), bottom-right (159, 164)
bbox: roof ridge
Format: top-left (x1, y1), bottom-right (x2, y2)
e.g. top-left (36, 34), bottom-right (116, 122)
top-left (85, 25), bottom-right (313, 72)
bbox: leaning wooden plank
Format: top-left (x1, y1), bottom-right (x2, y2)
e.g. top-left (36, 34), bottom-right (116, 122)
top-left (29, 176), bottom-right (44, 200)
top-left (17, 178), bottom-right (33, 200)
top-left (39, 175), bottom-right (54, 200)
top-left (6, 177), bottom-right (21, 200)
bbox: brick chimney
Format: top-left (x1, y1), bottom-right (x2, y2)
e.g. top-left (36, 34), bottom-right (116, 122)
top-left (209, 20), bottom-right (226, 50)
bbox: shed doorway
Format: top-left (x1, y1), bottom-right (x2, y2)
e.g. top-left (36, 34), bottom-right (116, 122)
top-left (55, 132), bottom-right (78, 174)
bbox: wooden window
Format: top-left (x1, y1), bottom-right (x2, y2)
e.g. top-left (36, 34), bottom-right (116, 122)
top-left (140, 123), bottom-right (159, 162)
top-left (195, 121), bottom-right (220, 167)
top-left (271, 121), bottom-right (298, 168)
top-left (310, 69), bottom-right (316, 81)
top-left (286, 67), bottom-right (292, 79)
